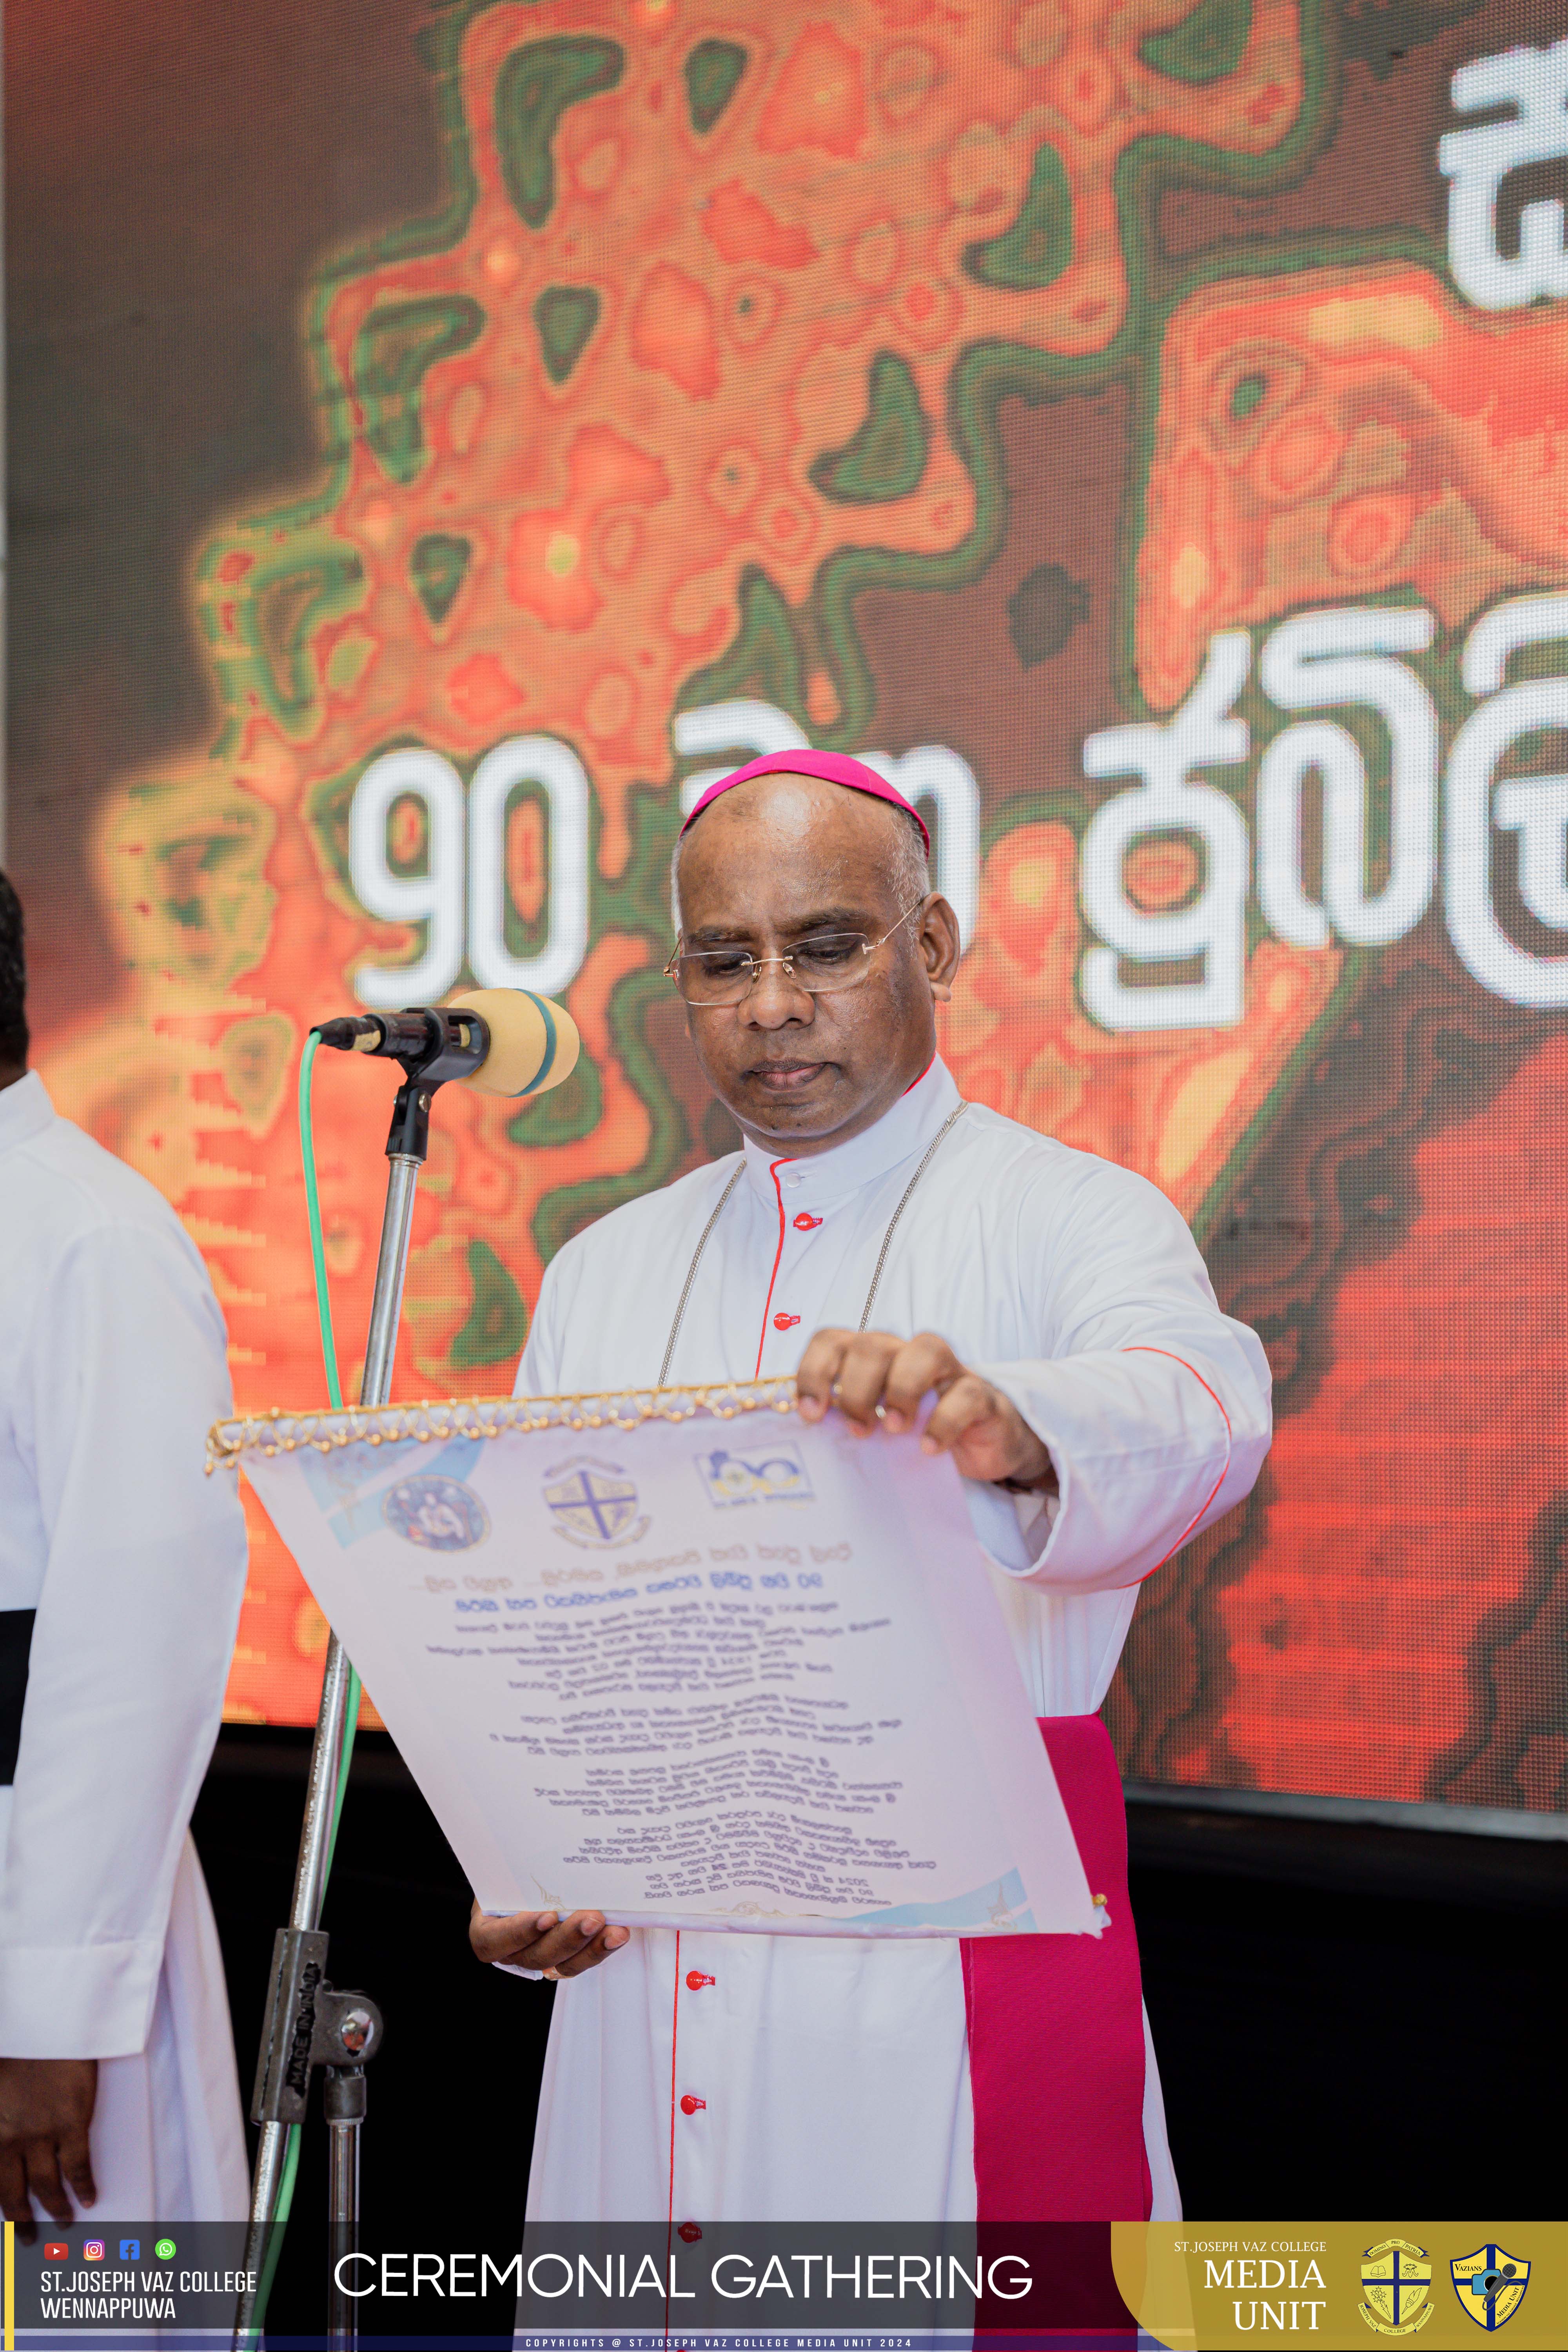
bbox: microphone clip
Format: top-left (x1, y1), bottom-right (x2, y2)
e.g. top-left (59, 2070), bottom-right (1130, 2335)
top-left (316, 1006), bottom-right (489, 1083)
top-left (315, 1006), bottom-right (491, 1163)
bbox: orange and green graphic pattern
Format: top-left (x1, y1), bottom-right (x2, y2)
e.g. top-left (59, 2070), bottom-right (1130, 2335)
top-left (33, 0), bottom-right (1568, 1817)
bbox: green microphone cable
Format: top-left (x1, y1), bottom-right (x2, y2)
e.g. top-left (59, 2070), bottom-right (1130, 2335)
top-left (299, 1029), bottom-right (343, 1412)
top-left (299, 1029), bottom-right (363, 1867)
top-left (247, 1030), bottom-right (365, 2338)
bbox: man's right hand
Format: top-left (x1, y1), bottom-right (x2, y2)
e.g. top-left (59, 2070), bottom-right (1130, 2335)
top-left (470, 1904), bottom-right (629, 1980)
top-left (0, 2057), bottom-right (98, 2239)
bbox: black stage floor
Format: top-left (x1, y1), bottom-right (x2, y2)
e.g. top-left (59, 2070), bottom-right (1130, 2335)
top-left (192, 1729), bottom-right (1566, 2333)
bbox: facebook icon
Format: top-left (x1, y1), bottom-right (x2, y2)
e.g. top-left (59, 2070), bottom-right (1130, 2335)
top-left (120, 2240), bottom-right (140, 2261)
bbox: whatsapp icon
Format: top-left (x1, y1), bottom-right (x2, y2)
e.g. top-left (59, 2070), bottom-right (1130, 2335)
top-left (154, 2239), bottom-right (176, 2261)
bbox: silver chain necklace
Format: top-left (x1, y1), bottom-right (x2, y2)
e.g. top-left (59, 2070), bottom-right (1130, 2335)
top-left (657, 1103), bottom-right (968, 1388)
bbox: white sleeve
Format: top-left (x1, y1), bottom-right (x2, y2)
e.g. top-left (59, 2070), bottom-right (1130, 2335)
top-left (0, 1222), bottom-right (249, 2057)
top-left (513, 1241), bottom-right (575, 1398)
top-left (499, 1243), bottom-right (570, 1969)
top-left (968, 1161), bottom-right (1272, 1596)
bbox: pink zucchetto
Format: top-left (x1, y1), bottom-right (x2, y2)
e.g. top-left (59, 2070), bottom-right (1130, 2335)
top-left (679, 748), bottom-right (931, 855)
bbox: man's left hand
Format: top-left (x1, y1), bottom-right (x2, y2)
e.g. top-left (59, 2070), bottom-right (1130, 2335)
top-left (0, 2058), bottom-right (98, 2239)
top-left (796, 1329), bottom-right (1057, 1492)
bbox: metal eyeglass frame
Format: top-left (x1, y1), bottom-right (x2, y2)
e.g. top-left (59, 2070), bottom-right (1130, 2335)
top-left (664, 897), bottom-right (928, 1006)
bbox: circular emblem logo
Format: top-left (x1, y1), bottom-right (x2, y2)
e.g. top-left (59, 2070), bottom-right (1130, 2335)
top-left (382, 1473), bottom-right (490, 1552)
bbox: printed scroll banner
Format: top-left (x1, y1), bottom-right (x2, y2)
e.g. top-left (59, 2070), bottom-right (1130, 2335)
top-left (212, 1384), bottom-right (1098, 1938)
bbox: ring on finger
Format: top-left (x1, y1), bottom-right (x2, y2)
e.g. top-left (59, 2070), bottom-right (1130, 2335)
top-left (830, 1379), bottom-right (843, 1402)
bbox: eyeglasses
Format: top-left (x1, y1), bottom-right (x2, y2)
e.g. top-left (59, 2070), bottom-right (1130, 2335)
top-left (665, 899), bottom-right (927, 1007)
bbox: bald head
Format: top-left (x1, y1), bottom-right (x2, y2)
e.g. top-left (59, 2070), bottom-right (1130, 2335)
top-left (675, 771), bottom-right (929, 926)
top-left (670, 769), bottom-right (958, 1154)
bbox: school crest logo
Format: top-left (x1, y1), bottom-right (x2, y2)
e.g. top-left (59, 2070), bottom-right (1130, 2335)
top-left (544, 1458), bottom-right (649, 1548)
top-left (381, 1473), bottom-right (489, 1552)
top-left (695, 1439), bottom-right (814, 1509)
top-left (1360, 2241), bottom-right (1434, 2336)
top-left (1451, 2247), bottom-right (1530, 2330)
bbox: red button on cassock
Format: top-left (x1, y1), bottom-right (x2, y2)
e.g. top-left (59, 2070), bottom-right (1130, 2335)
top-left (773, 1311), bottom-right (800, 1330)
top-left (686, 1970), bottom-right (715, 1991)
top-left (793, 1212), bottom-right (822, 1231)
top-left (678, 2223), bottom-right (703, 2244)
top-left (680, 2094), bottom-right (706, 2116)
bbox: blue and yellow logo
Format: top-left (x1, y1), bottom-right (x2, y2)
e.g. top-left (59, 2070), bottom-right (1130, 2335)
top-left (1359, 2240), bottom-right (1432, 2336)
top-left (1451, 2247), bottom-right (1530, 2331)
top-left (543, 1457), bottom-right (649, 1548)
top-left (695, 1440), bottom-right (814, 1509)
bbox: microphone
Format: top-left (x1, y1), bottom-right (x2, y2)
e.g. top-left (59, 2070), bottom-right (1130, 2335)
top-left (448, 988), bottom-right (580, 1098)
top-left (314, 989), bottom-right (580, 1098)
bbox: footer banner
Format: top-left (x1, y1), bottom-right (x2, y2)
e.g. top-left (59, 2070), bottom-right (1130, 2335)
top-left (1109, 2222), bottom-right (1561, 2350)
top-left (1, 2221), bottom-right (1559, 2349)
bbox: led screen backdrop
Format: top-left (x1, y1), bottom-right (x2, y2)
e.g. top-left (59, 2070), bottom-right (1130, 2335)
top-left (9, 0), bottom-right (1568, 1817)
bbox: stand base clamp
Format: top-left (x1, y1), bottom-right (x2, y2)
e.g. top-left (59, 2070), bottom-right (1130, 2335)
top-left (250, 1927), bottom-right (384, 2127)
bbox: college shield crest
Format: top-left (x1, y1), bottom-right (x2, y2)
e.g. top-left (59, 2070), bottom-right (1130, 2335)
top-left (1451, 2247), bottom-right (1530, 2330)
top-left (543, 1458), bottom-right (649, 1548)
top-left (1360, 2241), bottom-right (1433, 2336)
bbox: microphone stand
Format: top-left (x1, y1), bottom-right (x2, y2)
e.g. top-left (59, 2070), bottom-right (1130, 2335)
top-left (235, 1024), bottom-right (485, 2352)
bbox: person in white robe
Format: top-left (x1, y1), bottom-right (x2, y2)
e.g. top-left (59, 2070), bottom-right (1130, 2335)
top-left (0, 872), bottom-right (250, 2231)
top-left (471, 755), bottom-right (1271, 2224)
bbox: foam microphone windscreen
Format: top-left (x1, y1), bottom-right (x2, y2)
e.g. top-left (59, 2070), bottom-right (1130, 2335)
top-left (446, 988), bottom-right (581, 1098)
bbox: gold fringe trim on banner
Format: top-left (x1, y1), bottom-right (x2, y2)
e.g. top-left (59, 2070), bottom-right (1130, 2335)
top-left (206, 1377), bottom-right (799, 1472)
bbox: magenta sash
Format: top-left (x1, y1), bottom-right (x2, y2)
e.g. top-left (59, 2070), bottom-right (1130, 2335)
top-left (960, 1715), bottom-right (1152, 2221)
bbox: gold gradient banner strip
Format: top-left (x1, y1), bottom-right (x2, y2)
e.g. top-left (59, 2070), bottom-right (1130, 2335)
top-left (1111, 2221), bottom-right (1565, 2350)
top-left (206, 1377), bottom-right (799, 1471)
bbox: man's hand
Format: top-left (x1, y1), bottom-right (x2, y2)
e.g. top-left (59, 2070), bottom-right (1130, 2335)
top-left (796, 1328), bottom-right (1058, 1492)
top-left (470, 1904), bottom-right (630, 1980)
top-left (0, 2058), bottom-right (98, 2238)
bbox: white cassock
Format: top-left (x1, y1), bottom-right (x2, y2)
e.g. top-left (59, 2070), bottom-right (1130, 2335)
top-left (510, 1058), bottom-right (1270, 2224)
top-left (0, 1072), bottom-right (250, 2221)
